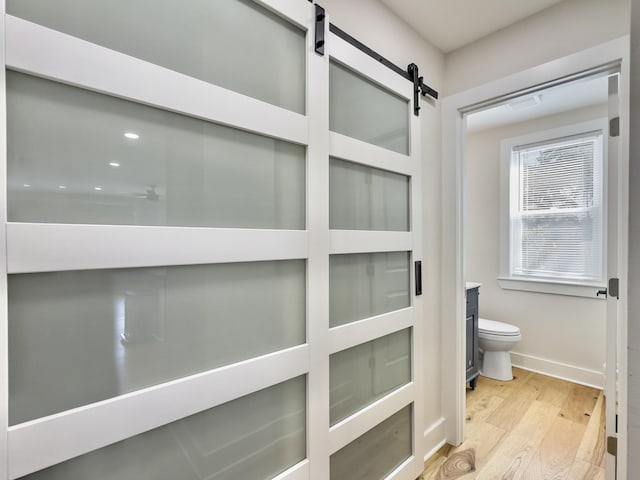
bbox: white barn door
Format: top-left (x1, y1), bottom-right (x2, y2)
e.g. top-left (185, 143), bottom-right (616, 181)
top-left (322, 24), bottom-right (425, 480)
top-left (0, 1), bottom-right (424, 479)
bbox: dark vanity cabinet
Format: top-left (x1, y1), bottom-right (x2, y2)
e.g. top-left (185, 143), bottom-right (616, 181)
top-left (466, 286), bottom-right (480, 389)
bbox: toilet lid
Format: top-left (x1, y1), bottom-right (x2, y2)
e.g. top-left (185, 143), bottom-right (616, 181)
top-left (478, 318), bottom-right (520, 336)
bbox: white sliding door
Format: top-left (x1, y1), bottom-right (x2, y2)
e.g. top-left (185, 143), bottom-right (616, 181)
top-left (325, 30), bottom-right (424, 480)
top-left (0, 2), bottom-right (424, 479)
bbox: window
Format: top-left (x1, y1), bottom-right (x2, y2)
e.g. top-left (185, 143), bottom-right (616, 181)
top-left (499, 119), bottom-right (607, 296)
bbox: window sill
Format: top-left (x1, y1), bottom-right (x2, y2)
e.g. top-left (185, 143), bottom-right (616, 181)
top-left (497, 277), bottom-right (606, 299)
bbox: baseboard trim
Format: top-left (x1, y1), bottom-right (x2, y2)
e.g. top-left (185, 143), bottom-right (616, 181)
top-left (510, 351), bottom-right (603, 389)
top-left (423, 417), bottom-right (446, 462)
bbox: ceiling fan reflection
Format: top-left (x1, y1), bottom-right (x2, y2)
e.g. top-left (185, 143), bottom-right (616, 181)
top-left (123, 184), bottom-right (161, 202)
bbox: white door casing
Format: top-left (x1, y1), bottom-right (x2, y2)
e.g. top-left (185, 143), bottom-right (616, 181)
top-left (606, 73), bottom-right (620, 479)
top-left (442, 37), bottom-right (630, 480)
top-left (605, 59), bottom-right (631, 480)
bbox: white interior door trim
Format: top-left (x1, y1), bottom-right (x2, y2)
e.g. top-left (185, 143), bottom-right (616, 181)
top-left (613, 45), bottom-right (631, 480)
top-left (0, 1), bottom-right (8, 478)
top-left (606, 73), bottom-right (621, 479)
top-left (441, 36), bottom-right (630, 457)
top-left (6, 15), bottom-right (308, 145)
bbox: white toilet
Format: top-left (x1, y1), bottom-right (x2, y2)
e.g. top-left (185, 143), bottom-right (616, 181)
top-left (478, 318), bottom-right (521, 381)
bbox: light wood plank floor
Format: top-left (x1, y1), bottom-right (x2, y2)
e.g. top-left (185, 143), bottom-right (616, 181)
top-left (420, 368), bottom-right (605, 480)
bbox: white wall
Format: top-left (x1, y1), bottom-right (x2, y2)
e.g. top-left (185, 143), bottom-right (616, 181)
top-left (444, 0), bottom-right (630, 96)
top-left (466, 104), bottom-right (608, 387)
top-left (319, 0), bottom-right (447, 455)
top-left (627, 0), bottom-right (640, 473)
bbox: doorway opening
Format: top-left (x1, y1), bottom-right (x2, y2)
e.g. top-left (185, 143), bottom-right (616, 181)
top-left (441, 37), bottom-right (629, 480)
top-left (461, 71), bottom-right (612, 478)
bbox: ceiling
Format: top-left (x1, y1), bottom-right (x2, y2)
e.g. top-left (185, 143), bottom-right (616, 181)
top-left (466, 74), bottom-right (609, 132)
top-left (379, 0), bottom-right (567, 53)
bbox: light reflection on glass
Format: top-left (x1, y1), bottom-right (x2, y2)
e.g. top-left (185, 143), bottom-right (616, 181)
top-left (9, 260), bottom-right (306, 424)
top-left (19, 377), bottom-right (307, 480)
top-left (7, 71), bottom-right (305, 229)
top-left (330, 328), bottom-right (411, 425)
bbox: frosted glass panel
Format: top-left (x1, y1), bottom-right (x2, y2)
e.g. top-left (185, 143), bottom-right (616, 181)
top-left (330, 329), bottom-right (411, 425)
top-left (9, 260), bottom-right (305, 425)
top-left (19, 376), bottom-right (306, 480)
top-left (7, 0), bottom-right (305, 113)
top-left (330, 405), bottom-right (412, 480)
top-left (330, 252), bottom-right (410, 327)
top-left (330, 158), bottom-right (409, 231)
top-left (330, 61), bottom-right (409, 154)
top-left (7, 72), bottom-right (305, 228)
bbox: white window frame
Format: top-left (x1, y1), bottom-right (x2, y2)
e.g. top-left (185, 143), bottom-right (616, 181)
top-left (498, 118), bottom-right (608, 298)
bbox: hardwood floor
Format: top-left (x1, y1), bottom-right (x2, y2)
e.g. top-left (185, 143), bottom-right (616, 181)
top-left (420, 368), bottom-right (605, 480)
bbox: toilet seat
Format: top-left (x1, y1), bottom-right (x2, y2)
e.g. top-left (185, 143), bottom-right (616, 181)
top-left (478, 318), bottom-right (520, 336)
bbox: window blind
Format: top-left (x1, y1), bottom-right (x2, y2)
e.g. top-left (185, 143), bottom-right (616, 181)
top-left (510, 131), bottom-right (603, 282)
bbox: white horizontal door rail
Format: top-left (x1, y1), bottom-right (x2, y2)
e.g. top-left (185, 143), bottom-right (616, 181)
top-left (9, 345), bottom-right (309, 479)
top-left (330, 131), bottom-right (413, 175)
top-left (257, 0), bottom-right (312, 29)
top-left (272, 460), bottom-right (309, 480)
top-left (329, 230), bottom-right (412, 255)
top-left (328, 308), bottom-right (413, 354)
top-left (7, 224), bottom-right (308, 273)
top-left (327, 32), bottom-right (412, 101)
top-left (6, 15), bottom-right (308, 145)
top-left (328, 382), bottom-right (414, 455)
